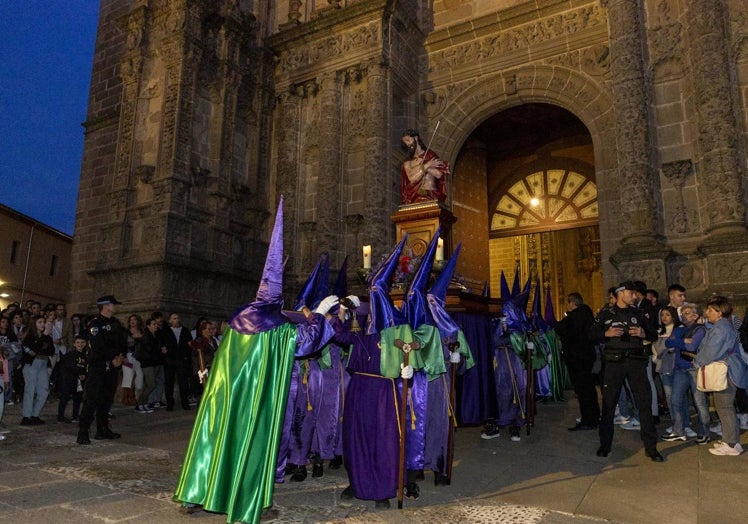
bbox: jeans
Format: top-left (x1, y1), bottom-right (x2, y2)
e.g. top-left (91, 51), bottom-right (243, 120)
top-left (660, 372), bottom-right (674, 418)
top-left (713, 379), bottom-right (739, 445)
top-left (617, 380), bottom-right (639, 420)
top-left (22, 359), bottom-right (49, 418)
top-left (671, 367), bottom-right (710, 436)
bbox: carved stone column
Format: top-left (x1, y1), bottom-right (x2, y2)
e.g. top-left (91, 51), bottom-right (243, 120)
top-left (362, 61), bottom-right (391, 251)
top-left (605, 0), bottom-right (659, 243)
top-left (276, 87), bottom-right (303, 271)
top-left (315, 71), bottom-right (343, 257)
top-left (104, 3), bottom-right (148, 265)
top-left (686, 0), bottom-right (746, 236)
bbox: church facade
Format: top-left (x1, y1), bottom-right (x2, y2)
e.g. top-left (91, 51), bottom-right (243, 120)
top-left (70, 0), bottom-right (748, 318)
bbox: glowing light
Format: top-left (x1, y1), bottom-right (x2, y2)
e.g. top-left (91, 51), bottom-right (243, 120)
top-left (530, 197), bottom-right (540, 207)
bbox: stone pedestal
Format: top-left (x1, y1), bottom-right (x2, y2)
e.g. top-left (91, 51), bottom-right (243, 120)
top-left (390, 201), bottom-right (457, 257)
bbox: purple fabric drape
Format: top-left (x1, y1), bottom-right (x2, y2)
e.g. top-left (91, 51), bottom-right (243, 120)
top-left (452, 312), bottom-right (496, 425)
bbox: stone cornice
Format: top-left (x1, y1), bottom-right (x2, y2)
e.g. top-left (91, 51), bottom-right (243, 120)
top-left (424, 2), bottom-right (607, 86)
top-left (266, 0), bottom-right (400, 51)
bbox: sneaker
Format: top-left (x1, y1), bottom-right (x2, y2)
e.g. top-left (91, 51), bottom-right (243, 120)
top-left (5, 400), bottom-right (14, 406)
top-left (709, 442), bottom-right (744, 456)
top-left (481, 423), bottom-right (500, 440)
top-left (134, 405), bottom-right (154, 414)
top-left (29, 417), bottom-right (45, 426)
top-left (696, 435), bottom-right (710, 445)
top-left (510, 426), bottom-right (521, 442)
top-left (684, 427), bottom-right (697, 438)
top-left (613, 415), bottom-right (630, 425)
top-left (660, 433), bottom-right (687, 442)
top-left (710, 422), bottom-right (723, 436)
top-left (0, 435), bottom-right (6, 441)
top-left (665, 426), bottom-right (673, 433)
top-left (621, 418), bottom-right (640, 431)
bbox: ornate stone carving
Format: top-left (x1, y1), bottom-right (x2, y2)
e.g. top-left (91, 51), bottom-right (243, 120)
top-left (191, 166), bottom-right (210, 187)
top-left (648, 0), bottom-right (682, 68)
top-left (429, 5), bottom-right (604, 72)
top-left (278, 23), bottom-right (381, 73)
top-left (660, 159), bottom-right (693, 235)
top-left (687, 0), bottom-right (746, 231)
top-left (678, 260), bottom-right (704, 289)
top-left (606, 0), bottom-right (659, 241)
top-left (135, 165), bottom-right (155, 184)
top-left (287, 0), bottom-right (302, 24)
top-left (710, 254), bottom-right (748, 283)
top-left (346, 90), bottom-right (366, 138)
top-left (580, 44), bottom-right (610, 77)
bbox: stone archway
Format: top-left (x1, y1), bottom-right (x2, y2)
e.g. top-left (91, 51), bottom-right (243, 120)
top-left (428, 65), bottom-right (620, 290)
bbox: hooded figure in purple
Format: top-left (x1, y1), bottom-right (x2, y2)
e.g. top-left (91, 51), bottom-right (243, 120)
top-left (423, 242), bottom-right (474, 483)
top-left (333, 236), bottom-right (421, 509)
top-left (174, 196), bottom-right (336, 524)
top-left (277, 253), bottom-right (335, 482)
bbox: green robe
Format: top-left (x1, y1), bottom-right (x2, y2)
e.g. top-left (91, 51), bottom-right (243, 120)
top-left (173, 324), bottom-right (299, 523)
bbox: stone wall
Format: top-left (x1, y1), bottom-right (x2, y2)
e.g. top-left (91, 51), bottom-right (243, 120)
top-left (73, 0), bottom-right (748, 319)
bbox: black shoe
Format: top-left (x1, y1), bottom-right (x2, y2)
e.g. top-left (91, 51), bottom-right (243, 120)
top-left (646, 450), bottom-right (664, 462)
top-left (374, 499), bottom-right (390, 509)
top-left (340, 486), bottom-right (354, 500)
top-left (405, 481), bottom-right (420, 500)
top-left (20, 417), bottom-right (32, 426)
top-left (94, 428), bottom-right (121, 440)
top-left (284, 463), bottom-right (297, 476)
top-left (434, 471), bottom-right (451, 486)
top-left (77, 431), bottom-right (91, 445)
top-left (312, 460), bottom-right (323, 478)
top-left (30, 417), bottom-right (45, 425)
top-left (596, 447), bottom-right (610, 457)
top-left (568, 422), bottom-right (596, 431)
top-left (58, 416), bottom-right (72, 424)
top-left (328, 455), bottom-right (343, 470)
top-left (414, 469), bottom-right (425, 481)
top-left (290, 466), bottom-right (307, 482)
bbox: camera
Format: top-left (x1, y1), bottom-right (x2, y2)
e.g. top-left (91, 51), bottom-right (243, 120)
top-left (340, 297), bottom-right (356, 310)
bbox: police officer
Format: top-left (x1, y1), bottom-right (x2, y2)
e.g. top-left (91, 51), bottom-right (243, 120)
top-left (77, 295), bottom-right (126, 445)
top-left (589, 282), bottom-right (662, 461)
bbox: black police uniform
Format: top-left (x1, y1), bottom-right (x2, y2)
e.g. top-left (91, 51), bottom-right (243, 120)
top-left (589, 303), bottom-right (658, 458)
top-left (77, 314), bottom-right (126, 443)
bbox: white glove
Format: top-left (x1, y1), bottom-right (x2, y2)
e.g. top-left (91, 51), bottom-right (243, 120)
top-left (400, 363), bottom-right (414, 380)
top-left (198, 368), bottom-right (209, 383)
top-left (340, 295), bottom-right (361, 310)
top-left (314, 295), bottom-right (339, 315)
top-left (449, 351), bottom-right (461, 364)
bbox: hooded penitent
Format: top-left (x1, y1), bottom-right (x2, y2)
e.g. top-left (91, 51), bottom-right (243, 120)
top-left (174, 196), bottom-right (334, 524)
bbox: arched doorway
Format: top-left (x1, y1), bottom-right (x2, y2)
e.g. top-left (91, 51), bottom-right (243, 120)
top-left (451, 103), bottom-right (604, 315)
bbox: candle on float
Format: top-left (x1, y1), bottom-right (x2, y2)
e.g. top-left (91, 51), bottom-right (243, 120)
top-left (362, 245), bottom-right (372, 269)
top-left (436, 237), bottom-right (444, 261)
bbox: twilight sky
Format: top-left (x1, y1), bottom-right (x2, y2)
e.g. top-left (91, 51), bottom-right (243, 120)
top-left (0, 1), bottom-right (100, 235)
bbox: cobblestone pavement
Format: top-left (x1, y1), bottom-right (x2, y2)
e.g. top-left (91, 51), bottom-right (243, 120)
top-left (1, 393), bottom-right (746, 523)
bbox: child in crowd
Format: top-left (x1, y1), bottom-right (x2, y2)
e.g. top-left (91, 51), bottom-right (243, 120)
top-left (57, 336), bottom-right (88, 423)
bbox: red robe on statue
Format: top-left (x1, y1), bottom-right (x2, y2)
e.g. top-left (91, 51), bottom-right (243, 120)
top-left (400, 149), bottom-right (449, 205)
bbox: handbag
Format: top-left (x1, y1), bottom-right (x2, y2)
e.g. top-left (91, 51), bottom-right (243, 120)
top-left (696, 361), bottom-right (728, 392)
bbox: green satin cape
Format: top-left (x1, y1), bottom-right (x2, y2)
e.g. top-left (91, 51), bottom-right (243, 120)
top-left (173, 324), bottom-right (298, 523)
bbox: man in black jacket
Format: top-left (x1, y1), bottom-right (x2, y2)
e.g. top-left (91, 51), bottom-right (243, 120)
top-left (160, 313), bottom-right (193, 411)
top-left (589, 282), bottom-right (662, 461)
top-left (556, 292), bottom-right (599, 431)
top-left (77, 295), bottom-right (126, 444)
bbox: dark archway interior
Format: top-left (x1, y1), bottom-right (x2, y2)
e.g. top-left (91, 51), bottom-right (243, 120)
top-left (472, 103), bottom-right (591, 163)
